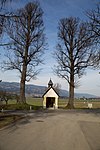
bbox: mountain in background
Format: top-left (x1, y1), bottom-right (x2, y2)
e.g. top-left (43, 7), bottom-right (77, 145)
top-left (0, 82), bottom-right (98, 98)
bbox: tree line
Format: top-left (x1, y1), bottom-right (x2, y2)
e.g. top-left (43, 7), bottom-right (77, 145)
top-left (0, 1), bottom-right (100, 108)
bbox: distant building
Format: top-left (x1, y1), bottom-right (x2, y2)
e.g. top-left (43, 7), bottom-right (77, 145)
top-left (43, 79), bottom-right (59, 109)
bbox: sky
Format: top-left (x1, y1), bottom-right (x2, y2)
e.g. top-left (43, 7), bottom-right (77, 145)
top-left (0, 0), bottom-right (100, 96)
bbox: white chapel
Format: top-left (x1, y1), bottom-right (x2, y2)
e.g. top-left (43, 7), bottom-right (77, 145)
top-left (43, 79), bottom-right (59, 109)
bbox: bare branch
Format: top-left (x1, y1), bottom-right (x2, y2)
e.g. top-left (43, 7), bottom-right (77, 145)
top-left (2, 2), bottom-right (46, 103)
top-left (54, 17), bottom-right (99, 108)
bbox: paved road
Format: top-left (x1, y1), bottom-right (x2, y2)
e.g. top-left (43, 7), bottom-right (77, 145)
top-left (0, 110), bottom-right (100, 150)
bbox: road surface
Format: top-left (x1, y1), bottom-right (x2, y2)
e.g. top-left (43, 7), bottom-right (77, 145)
top-left (0, 109), bottom-right (100, 150)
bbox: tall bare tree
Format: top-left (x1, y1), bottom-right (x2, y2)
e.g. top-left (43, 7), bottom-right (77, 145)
top-left (87, 3), bottom-right (100, 37)
top-left (87, 3), bottom-right (100, 68)
top-left (54, 17), bottom-right (97, 108)
top-left (3, 2), bottom-right (46, 103)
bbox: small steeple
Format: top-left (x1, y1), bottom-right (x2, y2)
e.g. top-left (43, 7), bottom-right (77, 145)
top-left (48, 78), bottom-right (53, 87)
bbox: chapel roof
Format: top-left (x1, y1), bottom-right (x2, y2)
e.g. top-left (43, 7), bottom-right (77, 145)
top-left (48, 78), bottom-right (53, 87)
top-left (42, 79), bottom-right (59, 97)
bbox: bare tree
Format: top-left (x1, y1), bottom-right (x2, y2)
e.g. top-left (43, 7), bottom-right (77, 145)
top-left (0, 0), bottom-right (13, 7)
top-left (14, 94), bottom-right (20, 103)
top-left (0, 91), bottom-right (12, 105)
top-left (54, 17), bottom-right (97, 109)
top-left (53, 83), bottom-right (61, 95)
top-left (0, 0), bottom-right (18, 46)
top-left (87, 3), bottom-right (100, 68)
top-left (0, 15), bottom-right (5, 36)
top-left (87, 3), bottom-right (100, 37)
top-left (3, 2), bottom-right (46, 103)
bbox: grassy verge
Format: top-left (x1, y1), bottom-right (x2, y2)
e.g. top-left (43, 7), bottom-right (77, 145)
top-left (0, 103), bottom-right (42, 111)
top-left (0, 114), bottom-right (23, 129)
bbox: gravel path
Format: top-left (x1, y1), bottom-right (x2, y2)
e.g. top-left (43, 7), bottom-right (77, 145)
top-left (0, 109), bottom-right (100, 150)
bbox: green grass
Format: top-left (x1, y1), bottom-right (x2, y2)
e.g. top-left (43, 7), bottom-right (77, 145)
top-left (26, 97), bottom-right (100, 109)
top-left (58, 99), bottom-right (100, 108)
top-left (26, 97), bottom-right (42, 106)
top-left (0, 97), bottom-right (100, 110)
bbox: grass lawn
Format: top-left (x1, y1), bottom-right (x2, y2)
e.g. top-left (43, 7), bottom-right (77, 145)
top-left (26, 97), bottom-right (43, 106)
top-left (58, 98), bottom-right (100, 109)
top-left (0, 97), bottom-right (100, 110)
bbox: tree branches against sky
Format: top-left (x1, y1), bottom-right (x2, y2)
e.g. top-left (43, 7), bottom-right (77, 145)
top-left (0, 0), bottom-right (100, 96)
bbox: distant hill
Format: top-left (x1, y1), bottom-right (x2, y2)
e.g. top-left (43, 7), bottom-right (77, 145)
top-left (0, 82), bottom-right (97, 98)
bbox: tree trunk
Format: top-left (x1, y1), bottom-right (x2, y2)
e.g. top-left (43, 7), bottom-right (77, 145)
top-left (19, 63), bottom-right (27, 103)
top-left (20, 80), bottom-right (26, 103)
top-left (5, 100), bottom-right (8, 105)
top-left (67, 64), bottom-right (75, 109)
top-left (67, 81), bottom-right (74, 109)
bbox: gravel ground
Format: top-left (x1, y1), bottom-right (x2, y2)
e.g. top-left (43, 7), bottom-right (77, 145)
top-left (0, 109), bottom-right (100, 150)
